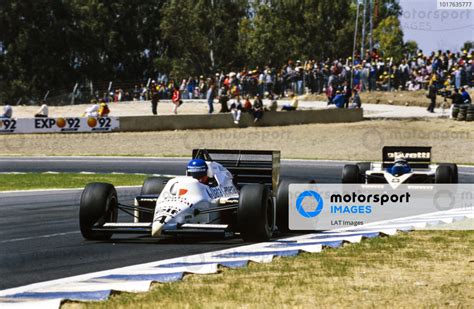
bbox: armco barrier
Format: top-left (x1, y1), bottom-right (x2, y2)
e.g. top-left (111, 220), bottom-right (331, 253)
top-left (117, 108), bottom-right (363, 132)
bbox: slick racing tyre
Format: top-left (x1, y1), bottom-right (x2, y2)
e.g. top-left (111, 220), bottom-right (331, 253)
top-left (276, 178), bottom-right (316, 233)
top-left (238, 184), bottom-right (274, 242)
top-left (79, 182), bottom-right (118, 240)
top-left (139, 177), bottom-right (171, 222)
top-left (342, 164), bottom-right (361, 183)
top-left (438, 163), bottom-right (458, 183)
top-left (435, 165), bottom-right (453, 183)
top-left (141, 176), bottom-right (170, 195)
top-left (356, 162), bottom-right (371, 183)
top-left (275, 178), bottom-right (293, 233)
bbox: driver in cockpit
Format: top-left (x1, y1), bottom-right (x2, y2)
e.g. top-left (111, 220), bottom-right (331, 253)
top-left (187, 159), bottom-right (211, 185)
top-left (388, 153), bottom-right (412, 176)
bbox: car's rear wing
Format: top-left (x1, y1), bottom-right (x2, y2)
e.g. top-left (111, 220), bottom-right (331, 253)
top-left (382, 146), bottom-right (431, 169)
top-left (192, 149), bottom-right (280, 192)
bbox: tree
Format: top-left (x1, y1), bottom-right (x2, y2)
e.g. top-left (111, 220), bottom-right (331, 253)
top-left (159, 0), bottom-right (248, 78)
top-left (373, 16), bottom-right (404, 62)
top-left (404, 40), bottom-right (418, 58)
top-left (239, 0), bottom-right (353, 67)
top-left (461, 41), bottom-right (473, 52)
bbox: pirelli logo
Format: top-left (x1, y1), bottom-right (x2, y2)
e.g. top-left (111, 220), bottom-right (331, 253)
top-left (386, 152), bottom-right (431, 159)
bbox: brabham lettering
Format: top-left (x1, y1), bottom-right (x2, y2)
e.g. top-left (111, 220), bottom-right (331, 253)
top-left (387, 152), bottom-right (431, 159)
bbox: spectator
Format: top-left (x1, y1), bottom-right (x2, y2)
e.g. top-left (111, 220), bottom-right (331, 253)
top-left (150, 80), bottom-right (159, 115)
top-left (206, 83), bottom-right (215, 114)
top-left (140, 83), bottom-right (148, 100)
top-left (460, 86), bottom-right (471, 104)
top-left (179, 79), bottom-right (188, 100)
top-left (218, 88), bottom-right (230, 113)
top-left (133, 85), bottom-right (140, 100)
top-left (266, 93), bottom-right (278, 111)
top-left (98, 102), bottom-right (110, 117)
top-left (427, 78), bottom-right (437, 113)
top-left (242, 95), bottom-right (252, 112)
top-left (332, 91), bottom-right (346, 108)
top-left (230, 96), bottom-right (242, 124)
top-left (450, 88), bottom-right (464, 105)
top-left (252, 93), bottom-right (264, 122)
top-left (282, 94), bottom-right (298, 111)
top-left (1, 103), bottom-right (13, 119)
top-left (171, 86), bottom-right (182, 114)
top-left (84, 101), bottom-right (100, 117)
top-left (34, 101), bottom-right (48, 118)
top-left (350, 89), bottom-right (362, 108)
top-left (343, 81), bottom-right (352, 108)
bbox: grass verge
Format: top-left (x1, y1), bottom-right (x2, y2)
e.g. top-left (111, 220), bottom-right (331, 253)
top-left (0, 173), bottom-right (146, 191)
top-left (65, 230), bottom-right (473, 308)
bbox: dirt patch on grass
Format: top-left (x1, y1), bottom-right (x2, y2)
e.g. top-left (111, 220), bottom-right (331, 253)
top-left (66, 231), bottom-right (474, 308)
top-left (1, 119), bottom-right (472, 163)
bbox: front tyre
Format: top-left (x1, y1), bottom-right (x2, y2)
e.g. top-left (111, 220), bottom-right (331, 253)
top-left (79, 182), bottom-right (118, 240)
top-left (238, 184), bottom-right (274, 242)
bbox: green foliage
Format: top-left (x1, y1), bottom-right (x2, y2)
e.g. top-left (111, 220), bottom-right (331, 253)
top-left (461, 41), bottom-right (473, 52)
top-left (373, 16), bottom-right (404, 62)
top-left (404, 40), bottom-right (418, 58)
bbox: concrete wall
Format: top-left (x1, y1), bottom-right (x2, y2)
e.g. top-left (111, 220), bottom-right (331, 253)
top-left (117, 108), bottom-right (363, 132)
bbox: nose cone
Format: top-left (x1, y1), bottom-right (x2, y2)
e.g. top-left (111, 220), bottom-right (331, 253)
top-left (151, 222), bottom-right (164, 237)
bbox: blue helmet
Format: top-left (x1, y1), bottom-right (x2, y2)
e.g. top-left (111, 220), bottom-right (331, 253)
top-left (187, 159), bottom-right (208, 178)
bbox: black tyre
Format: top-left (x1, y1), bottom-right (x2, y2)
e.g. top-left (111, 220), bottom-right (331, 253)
top-left (141, 176), bottom-right (170, 195)
top-left (79, 182), bottom-right (118, 240)
top-left (438, 163), bottom-right (458, 183)
top-left (275, 179), bottom-right (291, 233)
top-left (138, 177), bottom-right (171, 222)
top-left (452, 106), bottom-right (459, 118)
top-left (342, 164), bottom-right (361, 183)
top-left (435, 165), bottom-right (453, 184)
top-left (356, 162), bottom-right (371, 183)
top-left (238, 184), bottom-right (274, 242)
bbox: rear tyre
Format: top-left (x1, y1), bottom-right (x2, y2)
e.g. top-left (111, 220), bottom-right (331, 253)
top-left (79, 182), bottom-right (118, 240)
top-left (275, 179), bottom-right (291, 233)
top-left (356, 162), bottom-right (371, 183)
top-left (435, 165), bottom-right (453, 183)
top-left (438, 164), bottom-right (458, 183)
top-left (238, 184), bottom-right (274, 242)
top-left (342, 164), bottom-right (361, 183)
top-left (139, 177), bottom-right (171, 222)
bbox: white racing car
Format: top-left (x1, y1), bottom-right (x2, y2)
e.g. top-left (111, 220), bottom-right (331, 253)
top-left (342, 146), bottom-right (458, 188)
top-left (79, 149), bottom-right (288, 242)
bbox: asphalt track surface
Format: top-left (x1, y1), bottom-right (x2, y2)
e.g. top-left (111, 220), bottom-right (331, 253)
top-left (0, 157), bottom-right (472, 290)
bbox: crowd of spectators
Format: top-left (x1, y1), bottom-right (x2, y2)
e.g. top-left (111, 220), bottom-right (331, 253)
top-left (2, 48), bottom-right (472, 120)
top-left (94, 48), bottom-right (472, 115)
top-left (122, 48), bottom-right (472, 100)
